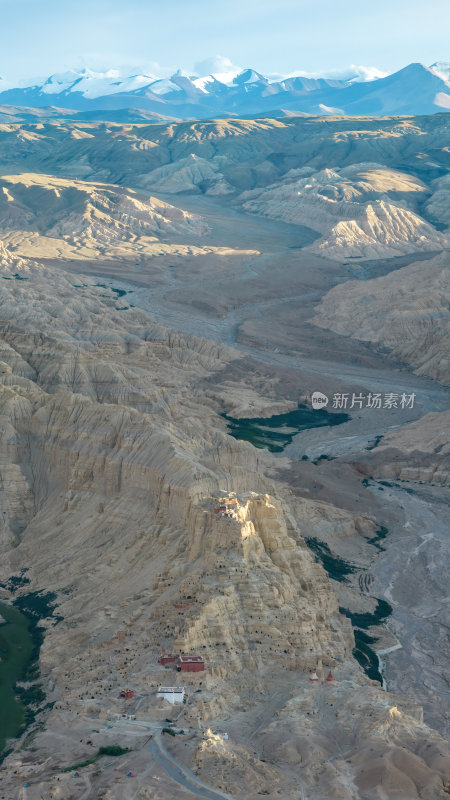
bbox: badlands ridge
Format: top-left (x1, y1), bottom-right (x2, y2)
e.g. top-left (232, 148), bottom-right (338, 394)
top-left (0, 113), bottom-right (449, 799)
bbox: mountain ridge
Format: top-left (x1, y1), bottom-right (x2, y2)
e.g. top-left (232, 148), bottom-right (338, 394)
top-left (0, 61), bottom-right (449, 119)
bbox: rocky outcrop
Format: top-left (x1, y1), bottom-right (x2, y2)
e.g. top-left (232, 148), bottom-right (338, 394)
top-left (139, 153), bottom-right (234, 194)
top-left (424, 173), bottom-right (450, 228)
top-left (0, 173), bottom-right (208, 251)
top-left (310, 200), bottom-right (448, 259)
top-left (0, 249), bottom-right (349, 690)
top-left (259, 682), bottom-right (450, 800)
top-left (241, 163), bottom-right (429, 229)
top-left (160, 493), bottom-right (352, 673)
top-left (313, 253), bottom-right (450, 384)
top-left (351, 410), bottom-right (450, 485)
top-left (241, 164), bottom-right (447, 259)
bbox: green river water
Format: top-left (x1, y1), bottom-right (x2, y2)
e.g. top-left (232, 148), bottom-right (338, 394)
top-left (222, 403), bottom-right (350, 452)
top-left (0, 601), bottom-right (33, 754)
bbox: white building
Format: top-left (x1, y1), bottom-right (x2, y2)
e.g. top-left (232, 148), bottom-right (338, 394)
top-left (157, 686), bottom-right (185, 704)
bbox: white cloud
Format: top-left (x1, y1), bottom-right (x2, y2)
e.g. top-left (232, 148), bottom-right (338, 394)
top-left (268, 64), bottom-right (388, 83)
top-left (193, 55), bottom-right (241, 77)
top-left (429, 62), bottom-right (450, 82)
top-left (346, 65), bottom-right (388, 82)
top-left (434, 91), bottom-right (450, 108)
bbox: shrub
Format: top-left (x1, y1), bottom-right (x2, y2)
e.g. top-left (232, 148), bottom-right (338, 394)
top-left (98, 745), bottom-right (130, 757)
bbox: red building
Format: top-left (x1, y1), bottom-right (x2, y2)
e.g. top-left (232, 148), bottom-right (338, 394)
top-left (158, 654), bottom-right (178, 665)
top-left (118, 688), bottom-right (135, 699)
top-left (178, 655), bottom-right (205, 673)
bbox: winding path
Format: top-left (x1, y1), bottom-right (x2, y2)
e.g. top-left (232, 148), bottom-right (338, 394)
top-left (149, 733), bottom-right (235, 800)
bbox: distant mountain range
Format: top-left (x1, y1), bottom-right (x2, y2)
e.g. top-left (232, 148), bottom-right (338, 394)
top-left (0, 62), bottom-right (449, 120)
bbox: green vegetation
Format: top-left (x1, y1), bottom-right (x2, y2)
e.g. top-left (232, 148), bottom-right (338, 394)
top-left (340, 599), bottom-right (392, 629)
top-left (13, 592), bottom-right (62, 685)
top-left (222, 404), bottom-right (349, 453)
top-left (96, 283), bottom-right (127, 298)
top-left (99, 745), bottom-right (130, 756)
top-left (366, 525), bottom-right (389, 551)
top-left (0, 589), bottom-right (60, 759)
top-left (61, 755), bottom-right (100, 773)
top-left (340, 600), bottom-right (393, 685)
top-left (365, 434), bottom-right (383, 451)
top-left (0, 603), bottom-right (34, 755)
top-left (0, 572), bottom-right (30, 592)
top-left (312, 453), bottom-right (335, 464)
top-left (352, 630), bottom-right (383, 684)
top-left (162, 727), bottom-right (176, 736)
top-left (61, 745), bottom-right (131, 772)
top-left (304, 538), bottom-right (358, 583)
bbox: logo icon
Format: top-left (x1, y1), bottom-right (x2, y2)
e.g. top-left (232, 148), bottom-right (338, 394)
top-left (311, 391), bottom-right (329, 410)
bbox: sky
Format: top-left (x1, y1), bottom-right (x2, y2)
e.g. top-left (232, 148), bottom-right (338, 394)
top-left (0, 0), bottom-right (448, 81)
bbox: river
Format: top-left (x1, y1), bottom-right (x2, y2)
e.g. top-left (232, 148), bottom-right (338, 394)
top-left (0, 601), bottom-right (34, 755)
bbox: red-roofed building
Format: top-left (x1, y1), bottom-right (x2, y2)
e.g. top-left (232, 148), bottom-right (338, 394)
top-left (158, 654), bottom-right (178, 665)
top-left (177, 655), bottom-right (205, 673)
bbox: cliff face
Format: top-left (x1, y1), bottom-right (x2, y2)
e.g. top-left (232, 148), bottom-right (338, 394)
top-left (164, 493), bottom-right (351, 673)
top-left (0, 250), bottom-right (349, 694)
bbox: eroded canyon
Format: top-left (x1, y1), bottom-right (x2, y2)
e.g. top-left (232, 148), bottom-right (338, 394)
top-left (0, 114), bottom-right (449, 800)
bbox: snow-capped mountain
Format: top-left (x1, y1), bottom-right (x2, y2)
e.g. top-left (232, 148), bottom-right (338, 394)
top-left (39, 69), bottom-right (159, 98)
top-left (430, 62), bottom-right (450, 82)
top-left (0, 62), bottom-right (449, 119)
